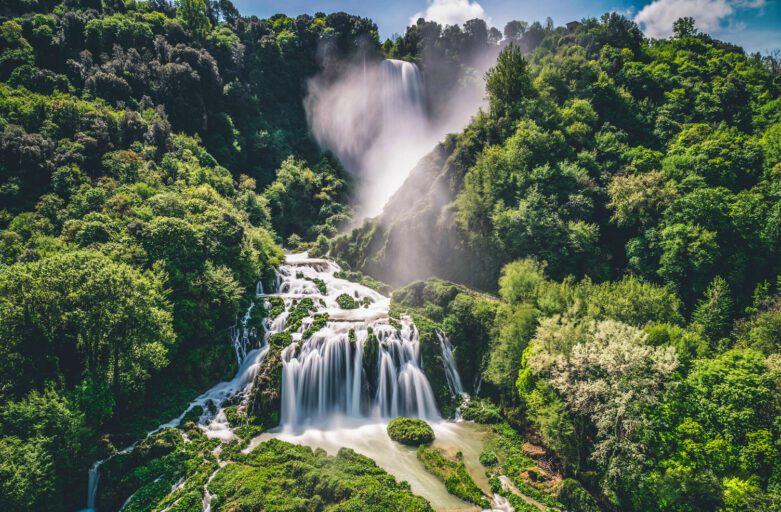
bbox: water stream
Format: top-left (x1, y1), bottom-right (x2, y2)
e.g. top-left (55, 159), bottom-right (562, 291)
top-left (84, 253), bottom-right (512, 511)
top-left (276, 253), bottom-right (439, 429)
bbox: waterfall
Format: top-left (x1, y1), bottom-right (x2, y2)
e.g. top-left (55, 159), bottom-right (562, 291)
top-left (83, 285), bottom-right (269, 511)
top-left (437, 331), bottom-right (465, 398)
top-left (85, 463), bottom-right (99, 511)
top-left (380, 59), bottom-right (426, 132)
top-left (83, 254), bottom-right (445, 508)
top-left (306, 58), bottom-right (430, 218)
top-left (273, 253), bottom-right (440, 430)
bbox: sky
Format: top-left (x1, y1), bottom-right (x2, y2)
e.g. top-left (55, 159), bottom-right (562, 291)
top-left (231, 0), bottom-right (781, 54)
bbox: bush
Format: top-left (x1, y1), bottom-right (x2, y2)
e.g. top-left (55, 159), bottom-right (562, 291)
top-left (386, 417), bottom-right (435, 446)
top-left (460, 399), bottom-right (502, 424)
top-left (479, 449), bottom-right (499, 467)
top-left (556, 478), bottom-right (600, 512)
top-left (336, 292), bottom-right (358, 309)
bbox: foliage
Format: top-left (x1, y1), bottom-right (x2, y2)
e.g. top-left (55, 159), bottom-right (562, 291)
top-left (460, 398), bottom-right (503, 424)
top-left (209, 438), bottom-right (433, 511)
top-left (336, 292), bottom-right (358, 309)
top-left (386, 417), bottom-right (435, 446)
top-left (416, 445), bottom-right (490, 507)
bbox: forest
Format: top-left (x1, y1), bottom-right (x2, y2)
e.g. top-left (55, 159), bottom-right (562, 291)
top-left (0, 0), bottom-right (779, 511)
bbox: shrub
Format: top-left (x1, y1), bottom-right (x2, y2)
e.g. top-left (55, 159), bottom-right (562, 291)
top-left (479, 449), bottom-right (498, 467)
top-left (336, 293), bottom-right (358, 309)
top-left (386, 417), bottom-right (435, 446)
top-left (556, 478), bottom-right (600, 512)
top-left (460, 399), bottom-right (502, 424)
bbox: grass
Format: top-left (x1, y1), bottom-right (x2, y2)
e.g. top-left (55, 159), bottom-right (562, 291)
top-left (416, 445), bottom-right (490, 508)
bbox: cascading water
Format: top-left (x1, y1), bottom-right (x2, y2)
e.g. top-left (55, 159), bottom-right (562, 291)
top-left (269, 253), bottom-right (440, 430)
top-left (380, 59), bottom-right (426, 132)
top-left (82, 282), bottom-right (270, 511)
top-left (437, 330), bottom-right (465, 398)
top-left (83, 253), bottom-right (502, 511)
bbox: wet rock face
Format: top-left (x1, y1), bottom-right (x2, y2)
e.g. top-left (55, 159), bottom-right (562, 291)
top-left (96, 429), bottom-right (181, 511)
top-left (248, 346), bottom-right (282, 427)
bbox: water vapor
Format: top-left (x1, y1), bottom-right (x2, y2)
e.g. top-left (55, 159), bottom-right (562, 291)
top-left (305, 52), bottom-right (493, 220)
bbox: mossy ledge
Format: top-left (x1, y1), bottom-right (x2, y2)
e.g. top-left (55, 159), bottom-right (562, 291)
top-left (386, 417), bottom-right (435, 446)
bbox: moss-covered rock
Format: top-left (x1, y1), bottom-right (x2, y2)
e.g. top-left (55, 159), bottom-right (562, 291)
top-left (363, 328), bottom-right (380, 397)
top-left (247, 345), bottom-right (282, 428)
top-left (460, 398), bottom-right (502, 424)
top-left (336, 292), bottom-right (358, 309)
top-left (416, 445), bottom-right (490, 508)
top-left (387, 417), bottom-right (435, 446)
top-left (285, 298), bottom-right (316, 331)
top-left (209, 439), bottom-right (432, 511)
top-left (479, 449), bottom-right (499, 467)
top-left (302, 312), bottom-right (328, 339)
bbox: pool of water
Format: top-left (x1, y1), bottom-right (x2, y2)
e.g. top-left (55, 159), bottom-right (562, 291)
top-left (247, 419), bottom-right (492, 511)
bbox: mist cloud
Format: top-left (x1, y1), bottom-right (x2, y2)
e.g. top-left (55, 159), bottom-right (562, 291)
top-left (305, 55), bottom-right (489, 221)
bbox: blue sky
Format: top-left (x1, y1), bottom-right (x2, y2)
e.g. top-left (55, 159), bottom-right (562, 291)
top-left (231, 0), bottom-right (780, 53)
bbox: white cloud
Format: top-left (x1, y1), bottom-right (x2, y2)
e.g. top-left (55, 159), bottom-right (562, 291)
top-left (410, 0), bottom-right (489, 27)
top-left (634, 0), bottom-right (765, 38)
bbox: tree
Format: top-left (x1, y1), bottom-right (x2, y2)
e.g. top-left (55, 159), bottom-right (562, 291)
top-left (531, 319), bottom-right (679, 501)
top-left (485, 43), bottom-right (533, 117)
top-left (503, 20), bottom-right (527, 41)
top-left (485, 303), bottom-right (537, 395)
top-left (176, 0), bottom-right (211, 40)
top-left (672, 17), bottom-right (696, 39)
top-left (691, 276), bottom-right (734, 350)
top-left (0, 251), bottom-right (175, 408)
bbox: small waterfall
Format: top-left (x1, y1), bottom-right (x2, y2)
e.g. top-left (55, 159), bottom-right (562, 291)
top-left (437, 331), bottom-right (464, 398)
top-left (83, 283), bottom-right (269, 511)
top-left (85, 463), bottom-right (99, 511)
top-left (274, 253), bottom-right (440, 430)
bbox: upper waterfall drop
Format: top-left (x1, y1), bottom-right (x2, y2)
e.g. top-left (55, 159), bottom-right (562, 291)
top-left (380, 59), bottom-right (427, 131)
top-left (305, 58), bottom-right (433, 219)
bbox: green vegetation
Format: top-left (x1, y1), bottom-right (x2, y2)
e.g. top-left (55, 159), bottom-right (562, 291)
top-left (365, 14), bottom-right (781, 511)
top-left (460, 399), bottom-right (502, 424)
top-left (210, 438), bottom-right (433, 511)
top-left (386, 417), bottom-right (435, 446)
top-left (2, 0), bottom-right (780, 510)
top-left (336, 292), bottom-right (358, 309)
top-left (416, 445), bottom-right (490, 508)
top-left (302, 312), bottom-right (329, 339)
top-left (391, 279), bottom-right (498, 415)
top-left (265, 296), bottom-right (285, 320)
top-left (285, 297), bottom-right (317, 331)
top-left (96, 428), bottom-right (433, 512)
top-left (334, 269), bottom-right (392, 295)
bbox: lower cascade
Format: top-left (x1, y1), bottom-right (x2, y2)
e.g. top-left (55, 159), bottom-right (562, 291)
top-left (83, 253), bottom-right (456, 510)
top-left (274, 253), bottom-right (440, 428)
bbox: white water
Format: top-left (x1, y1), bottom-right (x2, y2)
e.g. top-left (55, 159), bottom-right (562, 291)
top-left (438, 330), bottom-right (465, 398)
top-left (272, 253), bottom-right (439, 430)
